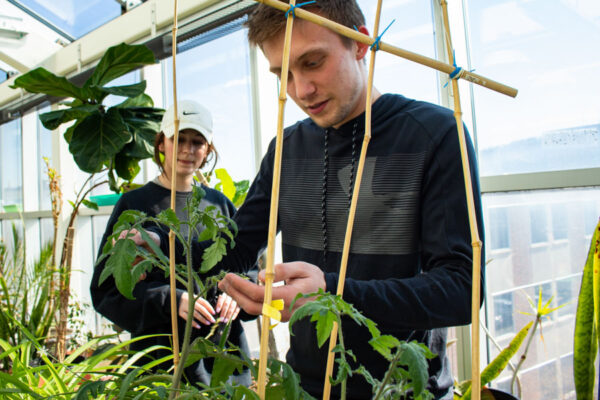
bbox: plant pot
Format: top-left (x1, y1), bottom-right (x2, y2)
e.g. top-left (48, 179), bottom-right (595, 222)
top-left (482, 387), bottom-right (519, 400)
top-left (90, 193), bottom-right (122, 207)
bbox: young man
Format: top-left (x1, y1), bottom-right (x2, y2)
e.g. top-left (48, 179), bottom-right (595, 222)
top-left (154, 1), bottom-right (483, 398)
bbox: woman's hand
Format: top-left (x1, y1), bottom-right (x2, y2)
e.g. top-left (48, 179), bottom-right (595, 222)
top-left (178, 292), bottom-right (241, 329)
top-left (179, 292), bottom-right (216, 329)
top-left (215, 293), bottom-right (241, 323)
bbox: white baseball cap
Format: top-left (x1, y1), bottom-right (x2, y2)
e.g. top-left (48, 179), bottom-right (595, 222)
top-left (160, 100), bottom-right (213, 143)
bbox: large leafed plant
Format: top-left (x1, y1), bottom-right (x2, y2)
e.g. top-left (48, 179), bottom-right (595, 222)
top-left (11, 42), bottom-right (163, 191)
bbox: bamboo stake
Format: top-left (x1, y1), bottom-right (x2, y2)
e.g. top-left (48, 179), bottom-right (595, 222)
top-left (439, 2), bottom-right (482, 400)
top-left (257, 1), bottom-right (297, 398)
top-left (255, 0), bottom-right (517, 98)
top-left (194, 170), bottom-right (210, 186)
top-left (322, 2), bottom-right (383, 399)
top-left (168, 0), bottom-right (181, 368)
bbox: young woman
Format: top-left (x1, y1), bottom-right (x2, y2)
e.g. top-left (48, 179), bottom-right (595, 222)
top-left (90, 100), bottom-right (252, 386)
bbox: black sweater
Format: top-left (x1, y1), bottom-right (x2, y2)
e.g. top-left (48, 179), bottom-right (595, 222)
top-left (90, 181), bottom-right (251, 385)
top-left (157, 94), bottom-right (485, 399)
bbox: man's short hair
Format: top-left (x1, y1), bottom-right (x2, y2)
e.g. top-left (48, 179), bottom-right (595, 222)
top-left (246, 0), bottom-right (366, 49)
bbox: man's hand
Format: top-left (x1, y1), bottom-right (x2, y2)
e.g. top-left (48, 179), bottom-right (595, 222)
top-left (179, 292), bottom-right (241, 329)
top-left (218, 262), bottom-right (326, 322)
top-left (114, 228), bottom-right (161, 280)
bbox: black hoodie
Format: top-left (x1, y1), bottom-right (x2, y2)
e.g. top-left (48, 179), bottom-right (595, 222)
top-left (156, 94), bottom-right (485, 399)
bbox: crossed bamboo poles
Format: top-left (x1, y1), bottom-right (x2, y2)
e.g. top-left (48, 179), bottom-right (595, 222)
top-left (164, 0), bottom-right (516, 399)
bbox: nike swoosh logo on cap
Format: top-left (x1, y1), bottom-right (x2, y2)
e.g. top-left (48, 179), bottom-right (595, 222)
top-left (182, 111), bottom-right (199, 115)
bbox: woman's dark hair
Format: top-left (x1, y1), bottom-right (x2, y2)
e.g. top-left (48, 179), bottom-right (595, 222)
top-left (153, 131), bottom-right (218, 176)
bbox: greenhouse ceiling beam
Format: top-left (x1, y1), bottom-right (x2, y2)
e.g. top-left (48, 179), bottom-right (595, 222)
top-left (0, 0), bottom-right (255, 123)
top-left (0, 50), bottom-right (29, 73)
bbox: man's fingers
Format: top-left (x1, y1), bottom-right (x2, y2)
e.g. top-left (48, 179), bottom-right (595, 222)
top-left (258, 262), bottom-right (313, 283)
top-left (219, 273), bottom-right (265, 315)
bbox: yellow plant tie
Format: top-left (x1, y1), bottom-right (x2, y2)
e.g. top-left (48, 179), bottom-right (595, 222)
top-left (262, 299), bottom-right (284, 329)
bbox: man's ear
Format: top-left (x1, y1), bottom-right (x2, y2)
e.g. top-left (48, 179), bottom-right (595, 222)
top-left (158, 140), bottom-right (165, 153)
top-left (355, 25), bottom-right (370, 60)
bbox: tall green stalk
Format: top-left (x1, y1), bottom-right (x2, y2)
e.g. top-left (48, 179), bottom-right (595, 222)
top-left (574, 219), bottom-right (600, 399)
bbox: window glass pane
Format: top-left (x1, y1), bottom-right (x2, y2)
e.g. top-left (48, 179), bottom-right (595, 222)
top-left (556, 276), bottom-right (577, 318)
top-left (39, 217), bottom-right (54, 248)
top-left (483, 188), bottom-right (600, 399)
top-left (92, 215), bottom-right (110, 256)
top-left (16, 0), bottom-right (121, 39)
top-left (165, 28), bottom-right (256, 181)
top-left (488, 207), bottom-right (509, 250)
top-left (492, 292), bottom-right (514, 336)
top-left (0, 119), bottom-right (23, 209)
top-left (530, 205), bottom-right (548, 244)
top-left (284, 1), bottom-right (438, 127)
top-left (551, 203), bottom-right (568, 241)
top-left (468, 1), bottom-right (600, 175)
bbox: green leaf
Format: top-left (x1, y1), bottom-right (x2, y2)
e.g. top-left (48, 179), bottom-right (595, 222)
top-left (106, 239), bottom-right (138, 300)
top-left (118, 367), bottom-right (142, 400)
top-left (120, 117), bottom-right (159, 159)
top-left (157, 208), bottom-right (180, 231)
top-left (116, 93), bottom-right (155, 108)
top-left (232, 180), bottom-right (250, 208)
top-left (210, 357), bottom-right (237, 387)
top-left (288, 299), bottom-right (324, 333)
top-left (232, 386), bottom-right (260, 400)
top-left (82, 199), bottom-right (99, 211)
top-left (201, 237), bottom-right (227, 273)
top-left (0, 371), bottom-right (44, 399)
top-left (114, 153), bottom-right (141, 182)
top-left (215, 168), bottom-right (236, 201)
top-left (137, 228), bottom-right (168, 265)
top-left (314, 310), bottom-right (336, 348)
top-left (574, 219), bottom-right (600, 399)
top-left (197, 227), bottom-right (214, 242)
top-left (63, 119), bottom-right (81, 143)
top-left (39, 105), bottom-right (100, 130)
top-left (369, 334), bottom-right (401, 361)
top-left (74, 380), bottom-right (109, 400)
top-left (10, 67), bottom-right (91, 101)
top-left (69, 108), bottom-right (132, 173)
top-left (96, 81), bottom-right (147, 98)
top-left (280, 361), bottom-right (302, 400)
top-left (397, 341), bottom-right (434, 397)
top-left (463, 321), bottom-right (533, 400)
top-left (87, 43), bottom-right (156, 87)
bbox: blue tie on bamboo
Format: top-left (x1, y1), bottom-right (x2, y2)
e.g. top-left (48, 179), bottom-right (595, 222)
top-left (284, 1), bottom-right (317, 19)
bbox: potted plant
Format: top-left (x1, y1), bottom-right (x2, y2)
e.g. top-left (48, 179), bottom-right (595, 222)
top-left (9, 42), bottom-right (164, 361)
top-left (10, 42), bottom-right (163, 192)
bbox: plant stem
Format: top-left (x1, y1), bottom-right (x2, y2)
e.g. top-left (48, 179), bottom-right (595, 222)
top-left (373, 347), bottom-right (403, 400)
top-left (169, 233), bottom-right (195, 399)
top-left (56, 177), bottom-right (107, 360)
top-left (510, 314), bottom-right (540, 394)
top-left (336, 317), bottom-right (347, 400)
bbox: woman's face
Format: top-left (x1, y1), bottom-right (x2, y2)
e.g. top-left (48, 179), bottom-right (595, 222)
top-left (159, 129), bottom-right (209, 179)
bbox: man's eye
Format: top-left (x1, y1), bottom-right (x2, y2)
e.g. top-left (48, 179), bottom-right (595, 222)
top-left (306, 58), bottom-right (323, 68)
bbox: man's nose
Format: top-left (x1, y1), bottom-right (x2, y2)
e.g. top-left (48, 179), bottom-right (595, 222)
top-left (291, 73), bottom-right (316, 101)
